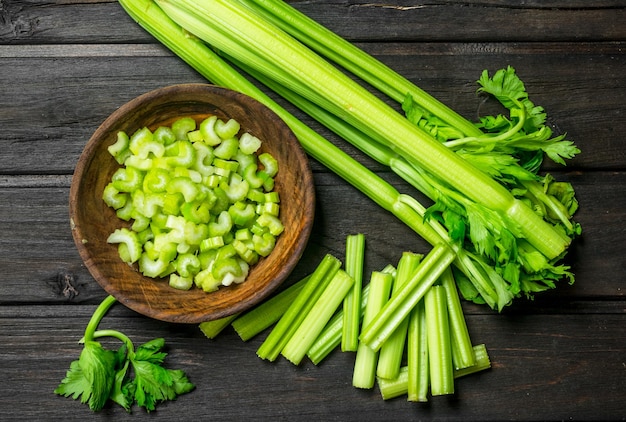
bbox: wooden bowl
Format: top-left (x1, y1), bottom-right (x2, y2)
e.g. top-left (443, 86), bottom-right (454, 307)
top-left (69, 84), bottom-right (315, 323)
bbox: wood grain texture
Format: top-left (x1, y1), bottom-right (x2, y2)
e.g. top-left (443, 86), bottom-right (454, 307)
top-left (0, 0), bottom-right (624, 420)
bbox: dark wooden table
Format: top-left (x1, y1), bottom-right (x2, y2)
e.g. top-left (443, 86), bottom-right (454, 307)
top-left (1, 1), bottom-right (625, 420)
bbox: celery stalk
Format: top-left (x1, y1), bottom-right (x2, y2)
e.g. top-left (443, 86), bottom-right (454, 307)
top-left (307, 283), bottom-right (369, 365)
top-left (342, 233), bottom-right (365, 352)
top-left (378, 344), bottom-right (491, 400)
top-left (281, 270), bottom-right (354, 365)
top-left (425, 285), bottom-right (454, 396)
top-left (352, 271), bottom-right (393, 389)
top-left (360, 244), bottom-right (455, 351)
top-left (231, 275), bottom-right (309, 341)
top-left (256, 254), bottom-right (341, 361)
top-left (407, 299), bottom-right (429, 402)
top-left (199, 313), bottom-right (239, 339)
top-left (440, 269), bottom-right (475, 369)
top-left (308, 265), bottom-right (394, 365)
top-left (376, 252), bottom-right (422, 380)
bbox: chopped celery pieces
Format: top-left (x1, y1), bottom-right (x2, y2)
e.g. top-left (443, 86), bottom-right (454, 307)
top-left (103, 116), bottom-right (282, 292)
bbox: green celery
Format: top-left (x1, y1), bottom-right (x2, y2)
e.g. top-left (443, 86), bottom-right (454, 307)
top-left (107, 228), bottom-right (142, 264)
top-left (377, 252), bottom-right (422, 380)
top-left (360, 243), bottom-right (455, 351)
top-left (157, 0), bottom-right (569, 261)
top-left (231, 275), bottom-right (309, 341)
top-left (171, 116), bottom-right (196, 141)
top-left (108, 131), bottom-right (131, 164)
top-left (342, 233), bottom-right (365, 352)
top-left (307, 283), bottom-right (370, 365)
top-left (440, 268), bottom-right (475, 370)
top-left (425, 285), bottom-right (454, 396)
top-left (407, 299), bottom-right (429, 402)
top-left (234, 65), bottom-right (513, 310)
top-left (256, 254), bottom-right (341, 361)
top-left (199, 313), bottom-right (239, 339)
top-left (241, 0), bottom-right (580, 247)
top-left (102, 184), bottom-right (128, 211)
top-left (307, 265), bottom-right (395, 365)
top-left (377, 344), bottom-right (491, 401)
top-left (352, 271), bottom-right (393, 389)
top-left (282, 270), bottom-right (354, 365)
top-left (55, 296), bottom-right (194, 412)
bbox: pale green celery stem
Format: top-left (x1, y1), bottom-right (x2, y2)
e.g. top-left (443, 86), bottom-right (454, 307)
top-left (342, 233), bottom-right (365, 352)
top-left (92, 329), bottom-right (134, 356)
top-left (377, 252), bottom-right (422, 380)
top-left (231, 275), bottom-right (309, 341)
top-left (157, 0), bottom-right (568, 260)
top-left (440, 268), bottom-right (475, 369)
top-left (282, 270), bottom-right (354, 365)
top-left (236, 0), bottom-right (482, 138)
top-left (360, 243), bottom-right (456, 351)
top-left (199, 313), bottom-right (239, 339)
top-left (257, 254), bottom-right (341, 361)
top-left (231, 59), bottom-right (447, 247)
top-left (308, 265), bottom-right (394, 365)
top-left (425, 285), bottom-right (454, 396)
top-left (407, 299), bottom-right (429, 402)
top-left (126, 0), bottom-right (444, 252)
top-left (378, 344), bottom-right (491, 400)
top-left (308, 283), bottom-right (370, 365)
top-left (353, 271), bottom-right (393, 389)
top-left (83, 295), bottom-right (118, 342)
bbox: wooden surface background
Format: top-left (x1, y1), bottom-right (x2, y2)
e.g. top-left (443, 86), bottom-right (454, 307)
top-left (1, 0), bottom-right (625, 420)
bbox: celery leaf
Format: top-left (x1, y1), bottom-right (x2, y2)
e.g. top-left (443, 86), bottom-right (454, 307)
top-left (127, 338), bottom-right (195, 412)
top-left (54, 341), bottom-right (116, 412)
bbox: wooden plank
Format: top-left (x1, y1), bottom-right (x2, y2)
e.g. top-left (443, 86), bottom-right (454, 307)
top-left (1, 42), bottom-right (625, 173)
top-left (0, 305), bottom-right (623, 420)
top-left (0, 170), bottom-right (623, 303)
top-left (1, 0), bottom-right (625, 44)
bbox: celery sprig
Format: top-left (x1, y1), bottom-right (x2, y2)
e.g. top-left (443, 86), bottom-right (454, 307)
top-left (55, 296), bottom-right (194, 412)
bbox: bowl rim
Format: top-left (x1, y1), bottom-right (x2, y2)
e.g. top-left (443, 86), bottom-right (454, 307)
top-left (69, 83), bottom-right (315, 323)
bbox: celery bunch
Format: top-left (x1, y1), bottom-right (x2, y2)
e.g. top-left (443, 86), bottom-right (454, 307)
top-left (118, 0), bottom-right (580, 311)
